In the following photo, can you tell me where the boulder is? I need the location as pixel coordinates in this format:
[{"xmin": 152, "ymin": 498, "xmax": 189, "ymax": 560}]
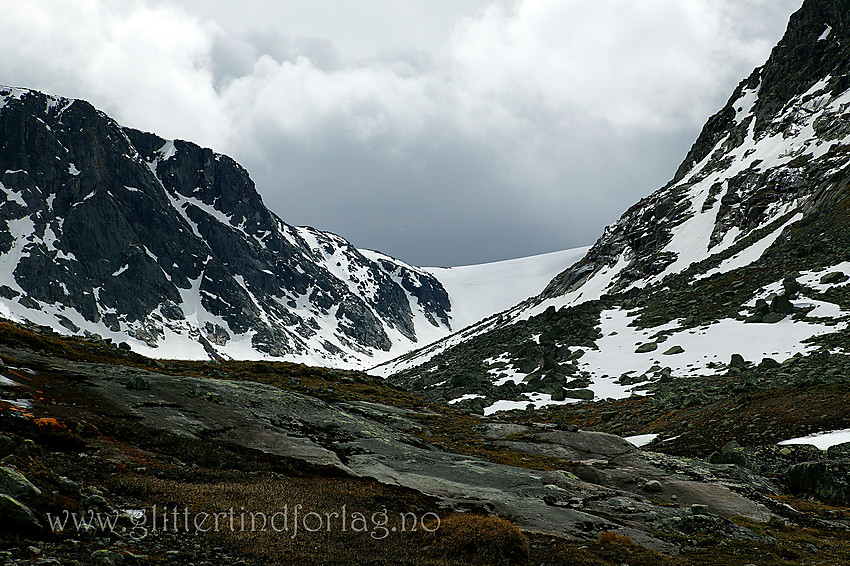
[
  {"xmin": 720, "ymin": 440, "xmax": 749, "ymax": 467},
  {"xmin": 784, "ymin": 460, "xmax": 850, "ymax": 505},
  {"xmin": 91, "ymin": 549, "xmax": 124, "ymax": 566},
  {"xmin": 820, "ymin": 271, "xmax": 848, "ymax": 285},
  {"xmin": 0, "ymin": 494, "xmax": 42, "ymax": 533},
  {"xmin": 769, "ymin": 295, "xmax": 794, "ymax": 315},
  {"xmin": 663, "ymin": 345, "xmax": 684, "ymax": 355},
  {"xmin": 0, "ymin": 466, "xmax": 41, "ymax": 498},
  {"xmin": 126, "ymin": 375, "xmax": 151, "ymax": 391},
  {"xmin": 762, "ymin": 312, "xmax": 786, "ymax": 324},
  {"xmin": 708, "ymin": 451, "xmax": 725, "ymax": 465},
  {"xmin": 782, "ymin": 276, "xmax": 800, "ymax": 298},
  {"xmin": 635, "ymin": 343, "xmax": 658, "ymax": 354},
  {"xmin": 56, "ymin": 476, "xmax": 81, "ymax": 497},
  {"xmin": 729, "ymin": 354, "xmax": 747, "ymax": 369},
  {"xmin": 690, "ymin": 504, "xmax": 710, "ymax": 516},
  {"xmin": 562, "ymin": 389, "xmax": 594, "ymax": 400}
]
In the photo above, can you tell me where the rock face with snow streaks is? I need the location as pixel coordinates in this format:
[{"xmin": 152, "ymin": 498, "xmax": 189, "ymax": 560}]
[
  {"xmin": 381, "ymin": 0, "xmax": 850, "ymax": 414},
  {"xmin": 0, "ymin": 87, "xmax": 451, "ymax": 367}
]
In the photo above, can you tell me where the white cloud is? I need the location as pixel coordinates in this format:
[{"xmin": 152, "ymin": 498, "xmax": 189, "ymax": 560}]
[
  {"xmin": 449, "ymin": 0, "xmax": 784, "ymax": 133},
  {"xmin": 0, "ymin": 0, "xmax": 803, "ymax": 265},
  {"xmin": 1, "ymin": 0, "xmax": 227, "ymax": 145}
]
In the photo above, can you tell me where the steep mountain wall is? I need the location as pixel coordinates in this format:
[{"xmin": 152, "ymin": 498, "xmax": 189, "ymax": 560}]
[{"xmin": 0, "ymin": 87, "xmax": 452, "ymax": 367}]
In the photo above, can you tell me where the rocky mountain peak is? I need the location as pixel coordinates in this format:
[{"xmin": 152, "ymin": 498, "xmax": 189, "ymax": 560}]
[
  {"xmin": 379, "ymin": 1, "xmax": 850, "ymax": 419},
  {"xmin": 537, "ymin": 0, "xmax": 850, "ymax": 302},
  {"xmin": 0, "ymin": 86, "xmax": 454, "ymax": 367},
  {"xmin": 675, "ymin": 0, "xmax": 850, "ymax": 185}
]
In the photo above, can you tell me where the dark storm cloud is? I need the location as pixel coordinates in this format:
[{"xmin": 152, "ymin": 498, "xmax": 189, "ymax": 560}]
[{"xmin": 0, "ymin": 0, "xmax": 805, "ymax": 266}]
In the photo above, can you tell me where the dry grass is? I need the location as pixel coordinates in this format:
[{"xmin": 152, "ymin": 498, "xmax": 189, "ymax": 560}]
[
  {"xmin": 598, "ymin": 530, "xmax": 632, "ymax": 545},
  {"xmin": 423, "ymin": 514, "xmax": 530, "ymax": 566},
  {"xmin": 109, "ymin": 475, "xmax": 533, "ymax": 565}
]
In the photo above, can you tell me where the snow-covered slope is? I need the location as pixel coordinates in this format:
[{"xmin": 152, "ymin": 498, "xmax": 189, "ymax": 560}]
[
  {"xmin": 423, "ymin": 248, "xmax": 590, "ymax": 331},
  {"xmin": 381, "ymin": 0, "xmax": 850, "ymax": 414}
]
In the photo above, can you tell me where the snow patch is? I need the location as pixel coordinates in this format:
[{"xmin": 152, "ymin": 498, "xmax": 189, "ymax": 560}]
[
  {"xmin": 448, "ymin": 394, "xmax": 484, "ymax": 405},
  {"xmin": 779, "ymin": 428, "xmax": 850, "ymax": 450},
  {"xmin": 699, "ymin": 213, "xmax": 803, "ymax": 279},
  {"xmin": 579, "ymin": 308, "xmax": 841, "ymax": 384},
  {"xmin": 157, "ymin": 140, "xmax": 177, "ymax": 161},
  {"xmin": 625, "ymin": 434, "xmax": 659, "ymax": 448},
  {"xmin": 425, "ymin": 247, "xmax": 589, "ymax": 331}
]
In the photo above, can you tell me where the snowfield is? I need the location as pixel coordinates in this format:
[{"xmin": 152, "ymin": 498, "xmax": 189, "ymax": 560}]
[{"xmin": 424, "ymin": 247, "xmax": 589, "ymax": 331}]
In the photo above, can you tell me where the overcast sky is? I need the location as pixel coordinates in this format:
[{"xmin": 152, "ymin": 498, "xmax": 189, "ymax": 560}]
[{"xmin": 0, "ymin": 0, "xmax": 804, "ymax": 266}]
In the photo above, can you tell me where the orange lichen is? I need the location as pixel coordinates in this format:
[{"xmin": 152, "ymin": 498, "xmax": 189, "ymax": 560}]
[{"xmin": 34, "ymin": 417, "xmax": 67, "ymax": 432}]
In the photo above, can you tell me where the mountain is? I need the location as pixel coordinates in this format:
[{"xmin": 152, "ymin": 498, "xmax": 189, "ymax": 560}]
[
  {"xmin": 0, "ymin": 86, "xmax": 451, "ymax": 367},
  {"xmin": 0, "ymin": 86, "xmax": 584, "ymax": 368},
  {"xmin": 380, "ymin": 0, "xmax": 850, "ymax": 416}
]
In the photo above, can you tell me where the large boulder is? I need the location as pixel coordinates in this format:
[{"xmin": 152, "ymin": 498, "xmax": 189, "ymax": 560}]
[
  {"xmin": 820, "ymin": 271, "xmax": 848, "ymax": 285},
  {"xmin": 769, "ymin": 295, "xmax": 794, "ymax": 315},
  {"xmin": 782, "ymin": 276, "xmax": 800, "ymax": 298},
  {"xmin": 0, "ymin": 466, "xmax": 41, "ymax": 498},
  {"xmin": 0, "ymin": 494, "xmax": 42, "ymax": 533},
  {"xmin": 827, "ymin": 442, "xmax": 850, "ymax": 460},
  {"xmin": 784, "ymin": 460, "xmax": 850, "ymax": 505}
]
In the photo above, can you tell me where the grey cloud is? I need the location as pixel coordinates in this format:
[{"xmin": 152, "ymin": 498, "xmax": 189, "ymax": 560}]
[
  {"xmin": 0, "ymin": 0, "xmax": 805, "ymax": 267},
  {"xmin": 209, "ymin": 28, "xmax": 343, "ymax": 89}
]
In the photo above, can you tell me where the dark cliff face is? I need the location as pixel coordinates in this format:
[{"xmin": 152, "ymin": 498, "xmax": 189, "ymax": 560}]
[
  {"xmin": 0, "ymin": 87, "xmax": 451, "ymax": 366},
  {"xmin": 675, "ymin": 0, "xmax": 850, "ymax": 185}
]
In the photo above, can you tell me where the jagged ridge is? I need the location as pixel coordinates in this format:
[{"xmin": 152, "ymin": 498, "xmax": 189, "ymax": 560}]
[{"xmin": 0, "ymin": 87, "xmax": 452, "ymax": 367}]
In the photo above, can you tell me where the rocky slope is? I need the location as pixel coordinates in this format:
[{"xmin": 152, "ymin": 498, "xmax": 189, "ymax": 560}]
[
  {"xmin": 0, "ymin": 86, "xmax": 463, "ymax": 368},
  {"xmin": 379, "ymin": 0, "xmax": 850, "ymax": 418},
  {"xmin": 1, "ymin": 321, "xmax": 849, "ymax": 565}
]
